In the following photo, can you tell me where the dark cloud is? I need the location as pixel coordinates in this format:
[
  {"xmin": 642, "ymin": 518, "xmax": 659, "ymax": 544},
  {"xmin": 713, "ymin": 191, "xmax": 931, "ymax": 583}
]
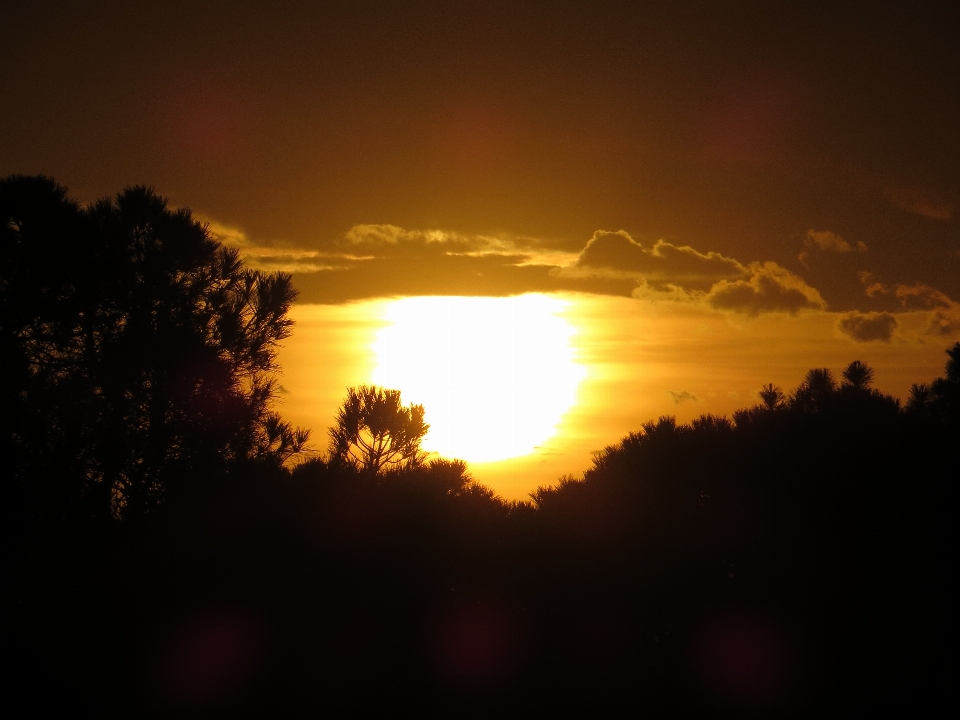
[
  {"xmin": 707, "ymin": 263, "xmax": 825, "ymax": 315},
  {"xmin": 667, "ymin": 389, "xmax": 699, "ymax": 405},
  {"xmin": 836, "ymin": 312, "xmax": 898, "ymax": 343},
  {"xmin": 574, "ymin": 231, "xmax": 744, "ymax": 289}
]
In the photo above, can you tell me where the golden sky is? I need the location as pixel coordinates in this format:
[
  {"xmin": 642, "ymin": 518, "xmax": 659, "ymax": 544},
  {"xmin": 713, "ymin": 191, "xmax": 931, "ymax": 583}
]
[
  {"xmin": 4, "ymin": 2, "xmax": 958, "ymax": 497},
  {"xmin": 277, "ymin": 295, "xmax": 952, "ymax": 498}
]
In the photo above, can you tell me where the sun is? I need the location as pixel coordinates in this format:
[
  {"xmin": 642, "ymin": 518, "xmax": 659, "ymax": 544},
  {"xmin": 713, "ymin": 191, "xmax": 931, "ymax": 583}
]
[{"xmin": 371, "ymin": 294, "xmax": 586, "ymax": 462}]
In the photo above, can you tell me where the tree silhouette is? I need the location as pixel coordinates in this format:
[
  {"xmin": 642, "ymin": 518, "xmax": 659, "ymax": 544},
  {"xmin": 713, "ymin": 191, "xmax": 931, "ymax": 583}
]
[
  {"xmin": 907, "ymin": 342, "xmax": 960, "ymax": 428},
  {"xmin": 1, "ymin": 175, "xmax": 308, "ymax": 520},
  {"xmin": 790, "ymin": 367, "xmax": 837, "ymax": 413},
  {"xmin": 328, "ymin": 385, "xmax": 429, "ymax": 474},
  {"xmin": 842, "ymin": 360, "xmax": 874, "ymax": 390},
  {"xmin": 758, "ymin": 382, "xmax": 785, "ymax": 410}
]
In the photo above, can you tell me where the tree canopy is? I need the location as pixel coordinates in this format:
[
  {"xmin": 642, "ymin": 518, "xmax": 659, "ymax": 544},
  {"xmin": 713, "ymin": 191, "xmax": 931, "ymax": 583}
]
[
  {"xmin": 328, "ymin": 385, "xmax": 429, "ymax": 474},
  {"xmin": 1, "ymin": 175, "xmax": 307, "ymax": 520}
]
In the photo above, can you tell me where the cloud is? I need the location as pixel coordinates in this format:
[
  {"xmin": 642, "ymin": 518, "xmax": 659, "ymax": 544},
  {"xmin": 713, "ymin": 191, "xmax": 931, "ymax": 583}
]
[
  {"xmin": 203, "ymin": 218, "xmax": 249, "ymax": 247},
  {"xmin": 339, "ymin": 224, "xmax": 580, "ymax": 264},
  {"xmin": 836, "ymin": 311, "xmax": 898, "ymax": 342},
  {"xmin": 343, "ymin": 223, "xmax": 409, "ymax": 245},
  {"xmin": 667, "ymin": 389, "xmax": 699, "ymax": 405},
  {"xmin": 804, "ymin": 229, "xmax": 866, "ymax": 254},
  {"xmin": 893, "ymin": 283, "xmax": 954, "ymax": 310},
  {"xmin": 293, "ymin": 252, "xmax": 636, "ymax": 304},
  {"xmin": 203, "ymin": 217, "xmax": 337, "ymax": 272},
  {"xmin": 925, "ymin": 308, "xmax": 960, "ymax": 336},
  {"xmin": 343, "ymin": 224, "xmax": 487, "ymax": 250},
  {"xmin": 707, "ymin": 262, "xmax": 825, "ymax": 315},
  {"xmin": 202, "ymin": 219, "xmax": 840, "ymax": 315},
  {"xmin": 630, "ymin": 279, "xmax": 700, "ymax": 304},
  {"xmin": 893, "ymin": 285, "xmax": 960, "ymax": 336},
  {"xmin": 858, "ymin": 271, "xmax": 889, "ymax": 298},
  {"xmin": 799, "ymin": 229, "xmax": 866, "ymax": 266},
  {"xmin": 340, "ymin": 224, "xmax": 480, "ymax": 256},
  {"xmin": 855, "ymin": 278, "xmax": 960, "ymax": 338},
  {"xmin": 883, "ymin": 185, "xmax": 955, "ymax": 220},
  {"xmin": 572, "ymin": 230, "xmax": 745, "ymax": 289},
  {"xmin": 241, "ymin": 254, "xmax": 348, "ymax": 273}
]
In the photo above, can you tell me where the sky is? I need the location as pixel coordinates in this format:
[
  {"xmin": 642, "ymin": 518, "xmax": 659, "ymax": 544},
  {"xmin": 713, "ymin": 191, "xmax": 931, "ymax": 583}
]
[{"xmin": 4, "ymin": 2, "xmax": 958, "ymax": 497}]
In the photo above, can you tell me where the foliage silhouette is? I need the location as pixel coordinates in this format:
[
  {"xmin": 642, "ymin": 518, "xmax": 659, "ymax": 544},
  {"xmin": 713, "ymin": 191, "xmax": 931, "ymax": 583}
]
[
  {"xmin": 907, "ymin": 342, "xmax": 960, "ymax": 428},
  {"xmin": 4, "ymin": 180, "xmax": 959, "ymax": 713},
  {"xmin": 1, "ymin": 175, "xmax": 308, "ymax": 520},
  {"xmin": 790, "ymin": 366, "xmax": 837, "ymax": 413},
  {"xmin": 329, "ymin": 384, "xmax": 429, "ymax": 474},
  {"xmin": 758, "ymin": 382, "xmax": 785, "ymax": 410},
  {"xmin": 841, "ymin": 359, "xmax": 874, "ymax": 389}
]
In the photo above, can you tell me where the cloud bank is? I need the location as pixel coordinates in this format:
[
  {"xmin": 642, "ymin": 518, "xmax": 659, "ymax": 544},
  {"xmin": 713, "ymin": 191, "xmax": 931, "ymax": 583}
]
[
  {"xmin": 208, "ymin": 219, "xmax": 960, "ymax": 342},
  {"xmin": 216, "ymin": 223, "xmax": 834, "ymax": 318}
]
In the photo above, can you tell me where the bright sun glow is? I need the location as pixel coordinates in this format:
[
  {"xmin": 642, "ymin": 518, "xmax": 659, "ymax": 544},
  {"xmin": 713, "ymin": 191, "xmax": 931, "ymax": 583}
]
[{"xmin": 371, "ymin": 294, "xmax": 586, "ymax": 462}]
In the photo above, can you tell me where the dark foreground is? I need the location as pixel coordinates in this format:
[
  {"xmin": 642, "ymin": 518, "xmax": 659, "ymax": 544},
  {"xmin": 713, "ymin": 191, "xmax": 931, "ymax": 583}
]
[{"xmin": 6, "ymin": 353, "xmax": 958, "ymax": 717}]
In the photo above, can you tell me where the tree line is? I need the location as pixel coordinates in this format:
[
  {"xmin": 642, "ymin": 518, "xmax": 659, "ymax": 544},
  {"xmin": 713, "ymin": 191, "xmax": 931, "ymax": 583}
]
[{"xmin": 3, "ymin": 176, "xmax": 957, "ymax": 715}]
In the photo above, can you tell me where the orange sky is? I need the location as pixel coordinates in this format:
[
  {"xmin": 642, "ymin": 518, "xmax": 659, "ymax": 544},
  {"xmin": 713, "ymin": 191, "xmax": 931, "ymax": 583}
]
[
  {"xmin": 4, "ymin": 2, "xmax": 958, "ymax": 496},
  {"xmin": 277, "ymin": 296, "xmax": 953, "ymax": 499}
]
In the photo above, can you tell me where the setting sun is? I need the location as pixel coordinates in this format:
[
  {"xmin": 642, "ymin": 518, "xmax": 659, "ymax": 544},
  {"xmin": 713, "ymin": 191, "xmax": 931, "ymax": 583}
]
[{"xmin": 371, "ymin": 294, "xmax": 586, "ymax": 462}]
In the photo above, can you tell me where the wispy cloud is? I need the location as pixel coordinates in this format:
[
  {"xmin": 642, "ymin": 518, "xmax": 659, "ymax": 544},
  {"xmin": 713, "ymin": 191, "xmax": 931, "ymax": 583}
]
[
  {"xmin": 883, "ymin": 185, "xmax": 955, "ymax": 220},
  {"xmin": 805, "ymin": 229, "xmax": 866, "ymax": 254},
  {"xmin": 203, "ymin": 217, "xmax": 339, "ymax": 273},
  {"xmin": 339, "ymin": 224, "xmax": 576, "ymax": 266}
]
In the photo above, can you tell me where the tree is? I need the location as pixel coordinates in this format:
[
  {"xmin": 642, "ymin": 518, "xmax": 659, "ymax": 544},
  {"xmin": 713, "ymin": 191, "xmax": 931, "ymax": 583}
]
[
  {"xmin": 842, "ymin": 360, "xmax": 874, "ymax": 390},
  {"xmin": 907, "ymin": 342, "xmax": 960, "ymax": 428},
  {"xmin": 328, "ymin": 385, "xmax": 429, "ymax": 474},
  {"xmin": 1, "ymin": 175, "xmax": 308, "ymax": 520},
  {"xmin": 758, "ymin": 383, "xmax": 785, "ymax": 410},
  {"xmin": 790, "ymin": 367, "xmax": 837, "ymax": 413}
]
